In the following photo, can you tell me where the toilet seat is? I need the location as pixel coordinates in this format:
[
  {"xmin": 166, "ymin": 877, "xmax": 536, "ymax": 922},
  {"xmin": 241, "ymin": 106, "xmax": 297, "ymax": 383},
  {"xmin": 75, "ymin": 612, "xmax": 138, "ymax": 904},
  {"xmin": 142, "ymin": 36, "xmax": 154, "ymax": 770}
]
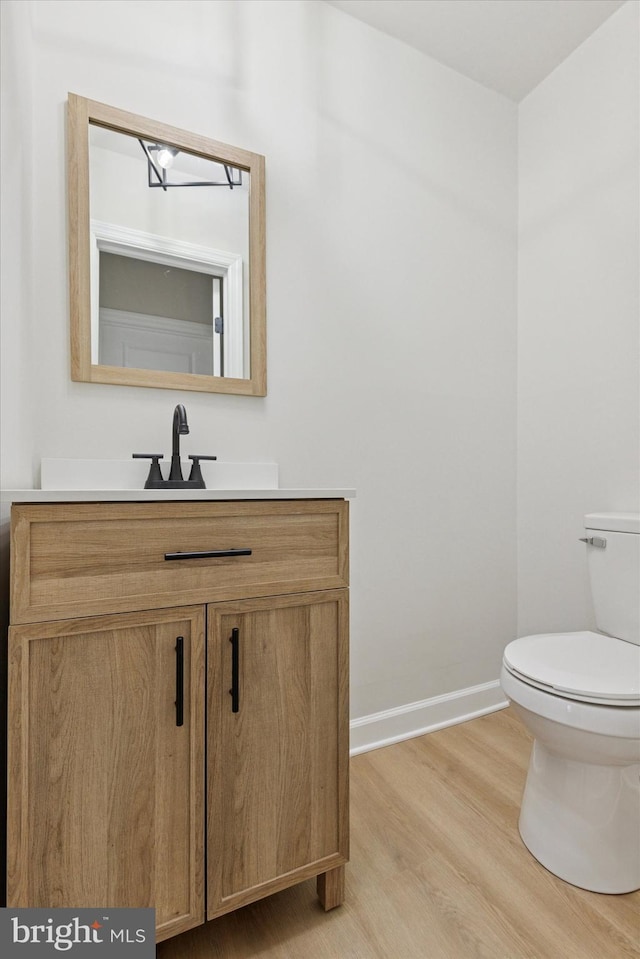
[{"xmin": 503, "ymin": 631, "xmax": 640, "ymax": 706}]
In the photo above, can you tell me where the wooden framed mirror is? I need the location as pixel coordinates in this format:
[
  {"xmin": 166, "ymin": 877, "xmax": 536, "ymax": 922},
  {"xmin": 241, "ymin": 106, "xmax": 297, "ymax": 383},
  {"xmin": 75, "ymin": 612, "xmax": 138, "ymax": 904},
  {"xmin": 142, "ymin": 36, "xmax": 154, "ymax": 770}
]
[{"xmin": 68, "ymin": 93, "xmax": 266, "ymax": 395}]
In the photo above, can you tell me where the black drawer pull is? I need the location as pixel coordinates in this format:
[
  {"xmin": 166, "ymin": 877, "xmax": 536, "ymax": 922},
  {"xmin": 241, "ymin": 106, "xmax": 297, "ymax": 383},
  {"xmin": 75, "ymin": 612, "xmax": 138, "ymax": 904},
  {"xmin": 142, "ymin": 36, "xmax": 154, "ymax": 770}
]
[
  {"xmin": 229, "ymin": 628, "xmax": 240, "ymax": 713},
  {"xmin": 175, "ymin": 636, "xmax": 184, "ymax": 727},
  {"xmin": 164, "ymin": 548, "xmax": 252, "ymax": 561}
]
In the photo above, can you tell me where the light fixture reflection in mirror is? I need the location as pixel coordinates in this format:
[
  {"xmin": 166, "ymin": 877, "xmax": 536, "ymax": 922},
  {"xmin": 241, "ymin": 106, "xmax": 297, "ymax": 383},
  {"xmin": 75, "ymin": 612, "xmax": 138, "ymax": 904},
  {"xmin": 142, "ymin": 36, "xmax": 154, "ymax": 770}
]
[
  {"xmin": 153, "ymin": 145, "xmax": 178, "ymax": 169},
  {"xmin": 68, "ymin": 93, "xmax": 266, "ymax": 395}
]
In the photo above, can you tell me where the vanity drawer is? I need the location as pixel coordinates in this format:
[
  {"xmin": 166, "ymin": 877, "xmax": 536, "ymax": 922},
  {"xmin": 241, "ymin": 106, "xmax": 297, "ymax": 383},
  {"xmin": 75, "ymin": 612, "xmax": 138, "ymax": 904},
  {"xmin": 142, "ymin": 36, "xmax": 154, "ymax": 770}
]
[{"xmin": 10, "ymin": 500, "xmax": 349, "ymax": 624}]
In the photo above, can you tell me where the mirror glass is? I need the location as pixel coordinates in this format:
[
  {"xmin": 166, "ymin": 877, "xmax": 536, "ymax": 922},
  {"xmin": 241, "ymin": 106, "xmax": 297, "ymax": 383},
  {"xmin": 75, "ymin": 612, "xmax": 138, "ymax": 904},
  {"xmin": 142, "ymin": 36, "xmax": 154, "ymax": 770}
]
[{"xmin": 68, "ymin": 94, "xmax": 266, "ymax": 395}]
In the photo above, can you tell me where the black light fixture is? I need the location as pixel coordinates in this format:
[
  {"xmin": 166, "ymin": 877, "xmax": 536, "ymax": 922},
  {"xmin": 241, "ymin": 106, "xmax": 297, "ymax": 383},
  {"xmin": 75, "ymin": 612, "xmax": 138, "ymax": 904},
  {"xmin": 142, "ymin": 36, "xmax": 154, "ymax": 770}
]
[{"xmin": 138, "ymin": 139, "xmax": 243, "ymax": 191}]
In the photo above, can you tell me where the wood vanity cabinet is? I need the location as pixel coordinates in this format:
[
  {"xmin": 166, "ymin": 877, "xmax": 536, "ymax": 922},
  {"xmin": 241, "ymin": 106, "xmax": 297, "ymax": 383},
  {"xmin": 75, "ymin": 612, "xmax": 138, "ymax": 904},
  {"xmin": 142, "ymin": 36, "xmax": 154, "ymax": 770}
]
[
  {"xmin": 7, "ymin": 499, "xmax": 349, "ymax": 942},
  {"xmin": 7, "ymin": 606, "xmax": 205, "ymax": 940}
]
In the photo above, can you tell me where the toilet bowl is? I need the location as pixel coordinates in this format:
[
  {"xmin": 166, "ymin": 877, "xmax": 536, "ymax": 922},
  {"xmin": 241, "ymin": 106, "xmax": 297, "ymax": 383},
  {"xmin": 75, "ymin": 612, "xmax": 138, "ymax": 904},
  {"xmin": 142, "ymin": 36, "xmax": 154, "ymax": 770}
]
[{"xmin": 501, "ymin": 513, "xmax": 640, "ymax": 894}]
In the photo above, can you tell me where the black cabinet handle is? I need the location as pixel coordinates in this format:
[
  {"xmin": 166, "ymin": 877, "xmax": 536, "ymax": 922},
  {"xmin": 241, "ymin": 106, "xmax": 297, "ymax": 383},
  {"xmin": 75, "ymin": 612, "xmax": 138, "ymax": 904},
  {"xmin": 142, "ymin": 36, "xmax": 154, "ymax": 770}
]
[
  {"xmin": 229, "ymin": 627, "xmax": 240, "ymax": 713},
  {"xmin": 164, "ymin": 549, "xmax": 252, "ymax": 561},
  {"xmin": 175, "ymin": 636, "xmax": 184, "ymax": 727}
]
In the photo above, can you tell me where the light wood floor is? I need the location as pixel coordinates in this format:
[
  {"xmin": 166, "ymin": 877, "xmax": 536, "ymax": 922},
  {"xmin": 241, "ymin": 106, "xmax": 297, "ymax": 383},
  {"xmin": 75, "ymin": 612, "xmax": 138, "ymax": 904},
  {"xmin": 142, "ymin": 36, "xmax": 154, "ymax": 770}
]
[{"xmin": 158, "ymin": 708, "xmax": 639, "ymax": 959}]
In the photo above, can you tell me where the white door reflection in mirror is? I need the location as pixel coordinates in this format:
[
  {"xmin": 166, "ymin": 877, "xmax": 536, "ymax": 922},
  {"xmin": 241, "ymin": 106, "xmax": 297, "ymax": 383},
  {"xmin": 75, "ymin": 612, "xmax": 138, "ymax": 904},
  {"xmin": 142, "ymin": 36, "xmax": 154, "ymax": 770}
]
[
  {"xmin": 90, "ymin": 220, "xmax": 244, "ymax": 377},
  {"xmin": 98, "ymin": 257, "xmax": 220, "ymax": 376}
]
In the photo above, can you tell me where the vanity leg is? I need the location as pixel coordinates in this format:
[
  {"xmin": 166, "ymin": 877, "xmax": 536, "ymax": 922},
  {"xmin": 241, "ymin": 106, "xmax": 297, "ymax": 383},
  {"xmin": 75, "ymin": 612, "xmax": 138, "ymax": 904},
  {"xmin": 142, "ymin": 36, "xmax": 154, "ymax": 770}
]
[{"xmin": 316, "ymin": 865, "xmax": 345, "ymax": 911}]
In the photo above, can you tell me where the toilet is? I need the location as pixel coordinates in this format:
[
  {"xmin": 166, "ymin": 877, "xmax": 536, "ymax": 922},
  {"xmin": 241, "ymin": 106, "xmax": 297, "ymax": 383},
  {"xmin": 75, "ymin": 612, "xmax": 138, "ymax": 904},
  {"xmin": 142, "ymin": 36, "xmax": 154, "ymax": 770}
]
[{"xmin": 501, "ymin": 512, "xmax": 640, "ymax": 894}]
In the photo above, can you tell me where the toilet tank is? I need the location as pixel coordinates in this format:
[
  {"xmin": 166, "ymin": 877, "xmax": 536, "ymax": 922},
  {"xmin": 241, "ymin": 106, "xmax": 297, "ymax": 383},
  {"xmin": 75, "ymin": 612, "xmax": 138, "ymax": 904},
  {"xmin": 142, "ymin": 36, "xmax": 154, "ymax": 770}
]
[{"xmin": 584, "ymin": 512, "xmax": 640, "ymax": 646}]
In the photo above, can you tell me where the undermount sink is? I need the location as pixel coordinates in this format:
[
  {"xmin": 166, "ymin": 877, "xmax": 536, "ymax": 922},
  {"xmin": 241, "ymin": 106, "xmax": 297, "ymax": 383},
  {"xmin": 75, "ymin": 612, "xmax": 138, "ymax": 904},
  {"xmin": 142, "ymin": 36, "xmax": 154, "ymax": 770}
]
[{"xmin": 40, "ymin": 458, "xmax": 279, "ymax": 491}]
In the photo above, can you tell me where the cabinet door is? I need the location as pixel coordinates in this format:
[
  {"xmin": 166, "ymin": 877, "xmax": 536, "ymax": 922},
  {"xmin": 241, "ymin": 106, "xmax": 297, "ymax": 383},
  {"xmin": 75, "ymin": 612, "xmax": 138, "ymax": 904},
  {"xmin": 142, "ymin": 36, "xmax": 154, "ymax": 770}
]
[
  {"xmin": 207, "ymin": 589, "xmax": 349, "ymax": 919},
  {"xmin": 7, "ymin": 606, "xmax": 205, "ymax": 942}
]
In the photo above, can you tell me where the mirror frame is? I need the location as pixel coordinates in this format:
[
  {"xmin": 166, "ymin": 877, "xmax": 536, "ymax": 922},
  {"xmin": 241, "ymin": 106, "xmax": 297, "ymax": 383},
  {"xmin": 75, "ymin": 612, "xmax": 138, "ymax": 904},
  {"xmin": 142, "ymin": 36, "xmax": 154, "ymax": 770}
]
[{"xmin": 68, "ymin": 93, "xmax": 266, "ymax": 395}]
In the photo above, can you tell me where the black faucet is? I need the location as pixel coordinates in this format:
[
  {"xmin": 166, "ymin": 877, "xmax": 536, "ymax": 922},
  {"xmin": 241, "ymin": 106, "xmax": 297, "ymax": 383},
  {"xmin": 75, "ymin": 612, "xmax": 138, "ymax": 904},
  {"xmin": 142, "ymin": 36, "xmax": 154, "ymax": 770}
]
[
  {"xmin": 169, "ymin": 404, "xmax": 189, "ymax": 481},
  {"xmin": 132, "ymin": 404, "xmax": 217, "ymax": 489}
]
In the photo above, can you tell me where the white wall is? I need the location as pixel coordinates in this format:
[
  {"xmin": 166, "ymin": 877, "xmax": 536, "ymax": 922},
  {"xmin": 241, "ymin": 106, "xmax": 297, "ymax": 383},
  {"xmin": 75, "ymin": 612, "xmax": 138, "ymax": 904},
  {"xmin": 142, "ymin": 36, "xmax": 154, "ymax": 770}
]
[
  {"xmin": 0, "ymin": 0, "xmax": 518, "ymax": 730},
  {"xmin": 0, "ymin": 0, "xmax": 38, "ymax": 484},
  {"xmin": 517, "ymin": 1, "xmax": 640, "ymax": 638}
]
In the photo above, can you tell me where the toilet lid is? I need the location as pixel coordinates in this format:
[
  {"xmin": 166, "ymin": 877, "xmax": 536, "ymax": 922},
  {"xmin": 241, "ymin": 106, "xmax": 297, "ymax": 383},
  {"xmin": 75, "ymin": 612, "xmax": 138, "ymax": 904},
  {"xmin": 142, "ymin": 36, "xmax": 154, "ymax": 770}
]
[{"xmin": 503, "ymin": 631, "xmax": 640, "ymax": 705}]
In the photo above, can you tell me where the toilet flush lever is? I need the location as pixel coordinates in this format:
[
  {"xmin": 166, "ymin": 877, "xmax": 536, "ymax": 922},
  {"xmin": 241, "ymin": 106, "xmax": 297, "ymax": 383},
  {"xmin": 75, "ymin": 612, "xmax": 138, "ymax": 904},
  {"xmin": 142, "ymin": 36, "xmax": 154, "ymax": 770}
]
[{"xmin": 579, "ymin": 536, "xmax": 607, "ymax": 548}]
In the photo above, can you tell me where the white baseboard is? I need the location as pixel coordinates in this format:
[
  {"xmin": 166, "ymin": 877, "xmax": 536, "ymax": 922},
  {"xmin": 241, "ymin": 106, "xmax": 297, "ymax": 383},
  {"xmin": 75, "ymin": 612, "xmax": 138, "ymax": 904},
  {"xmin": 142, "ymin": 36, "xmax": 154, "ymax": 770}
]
[{"xmin": 349, "ymin": 680, "xmax": 508, "ymax": 756}]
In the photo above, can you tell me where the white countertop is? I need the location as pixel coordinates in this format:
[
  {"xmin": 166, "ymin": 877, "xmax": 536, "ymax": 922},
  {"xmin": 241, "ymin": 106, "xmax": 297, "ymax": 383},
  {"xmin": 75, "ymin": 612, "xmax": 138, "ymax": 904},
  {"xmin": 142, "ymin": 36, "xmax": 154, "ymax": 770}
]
[{"xmin": 1, "ymin": 488, "xmax": 356, "ymax": 504}]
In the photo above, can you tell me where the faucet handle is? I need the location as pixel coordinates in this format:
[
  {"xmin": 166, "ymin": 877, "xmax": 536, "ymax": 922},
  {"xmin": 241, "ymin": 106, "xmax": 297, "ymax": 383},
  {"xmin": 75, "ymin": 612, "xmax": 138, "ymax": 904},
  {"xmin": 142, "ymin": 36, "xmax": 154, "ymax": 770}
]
[
  {"xmin": 132, "ymin": 453, "xmax": 165, "ymax": 488},
  {"xmin": 188, "ymin": 454, "xmax": 217, "ymax": 489}
]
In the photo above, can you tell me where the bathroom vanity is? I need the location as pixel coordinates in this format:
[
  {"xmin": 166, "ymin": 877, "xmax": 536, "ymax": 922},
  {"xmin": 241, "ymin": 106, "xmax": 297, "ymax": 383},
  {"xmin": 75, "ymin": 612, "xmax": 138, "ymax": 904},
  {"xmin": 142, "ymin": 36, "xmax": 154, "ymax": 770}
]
[{"xmin": 4, "ymin": 492, "xmax": 350, "ymax": 942}]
